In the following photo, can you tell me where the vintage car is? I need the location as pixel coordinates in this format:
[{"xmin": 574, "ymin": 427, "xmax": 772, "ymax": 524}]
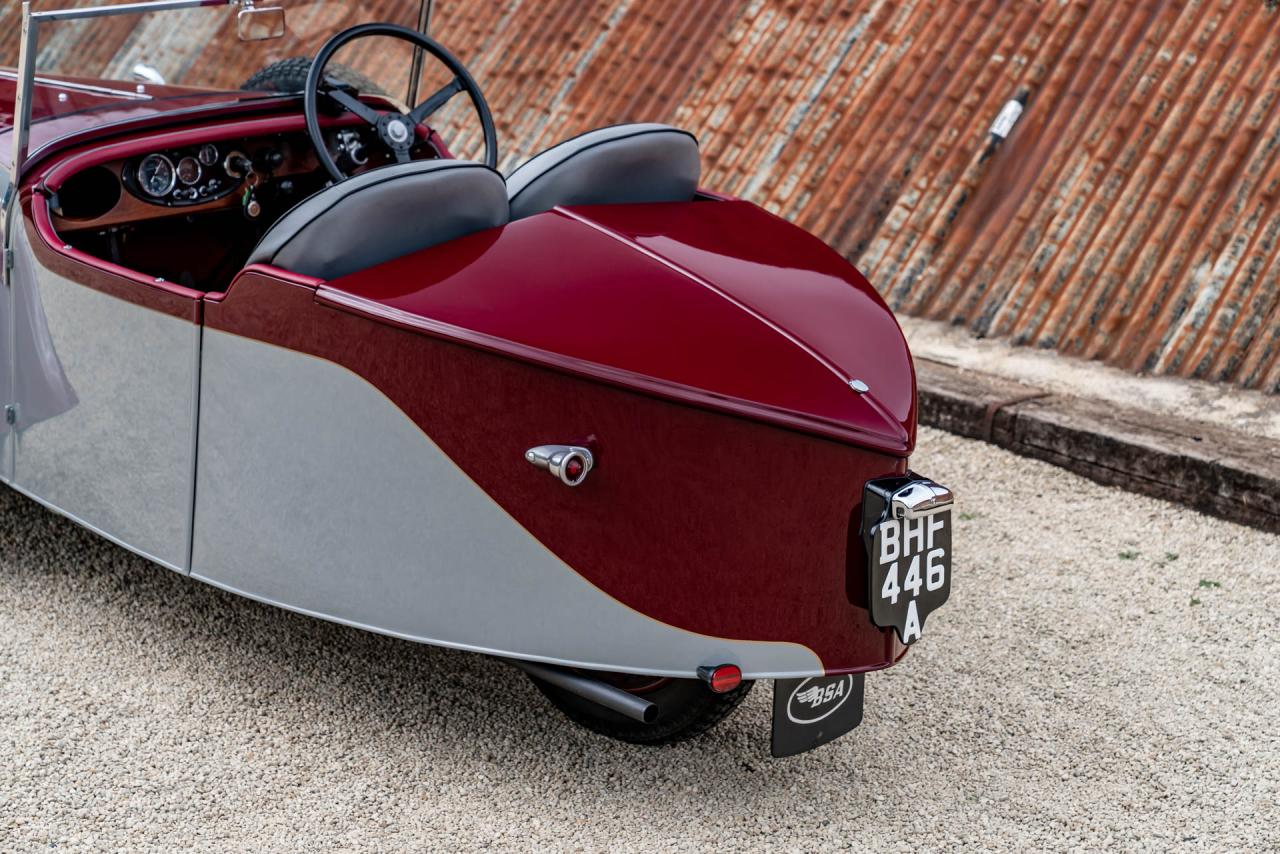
[{"xmin": 0, "ymin": 0, "xmax": 953, "ymax": 758}]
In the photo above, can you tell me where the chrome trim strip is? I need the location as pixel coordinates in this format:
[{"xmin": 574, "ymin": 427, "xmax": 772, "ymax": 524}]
[
  {"xmin": 1, "ymin": 171, "xmax": 13, "ymax": 484},
  {"xmin": 183, "ymin": 324, "xmax": 203, "ymax": 574},
  {"xmin": 0, "ymin": 71, "xmax": 153, "ymax": 101}
]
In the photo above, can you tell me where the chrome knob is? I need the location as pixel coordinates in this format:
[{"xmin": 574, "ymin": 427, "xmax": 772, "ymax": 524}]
[{"xmin": 525, "ymin": 445, "xmax": 594, "ymax": 487}]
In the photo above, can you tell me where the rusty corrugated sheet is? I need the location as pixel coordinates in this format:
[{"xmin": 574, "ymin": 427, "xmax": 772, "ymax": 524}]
[{"xmin": 4, "ymin": 0, "xmax": 1279, "ymax": 391}]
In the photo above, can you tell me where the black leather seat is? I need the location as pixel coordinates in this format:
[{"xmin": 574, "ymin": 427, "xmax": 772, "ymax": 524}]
[
  {"xmin": 247, "ymin": 159, "xmax": 508, "ymax": 280},
  {"xmin": 505, "ymin": 123, "xmax": 701, "ymax": 220}
]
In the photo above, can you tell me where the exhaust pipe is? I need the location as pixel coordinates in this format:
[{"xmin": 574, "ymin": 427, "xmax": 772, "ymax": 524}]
[{"xmin": 511, "ymin": 660, "xmax": 658, "ymax": 723}]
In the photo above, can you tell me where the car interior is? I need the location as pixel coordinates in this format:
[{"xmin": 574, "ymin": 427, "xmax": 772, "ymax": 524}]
[
  {"xmin": 47, "ymin": 119, "xmax": 702, "ymax": 290},
  {"xmin": 37, "ymin": 22, "xmax": 709, "ymax": 293}
]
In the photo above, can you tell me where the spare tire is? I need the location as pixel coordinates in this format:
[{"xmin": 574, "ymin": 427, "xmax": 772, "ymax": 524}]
[{"xmin": 240, "ymin": 56, "xmax": 386, "ymax": 94}]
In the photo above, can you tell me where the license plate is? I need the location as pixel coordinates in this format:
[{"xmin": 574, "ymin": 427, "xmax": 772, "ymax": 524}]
[{"xmin": 861, "ymin": 475, "xmax": 953, "ymax": 645}]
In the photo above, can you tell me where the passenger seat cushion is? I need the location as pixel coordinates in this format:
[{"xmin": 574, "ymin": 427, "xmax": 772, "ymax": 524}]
[
  {"xmin": 248, "ymin": 159, "xmax": 509, "ymax": 281},
  {"xmin": 506, "ymin": 123, "xmax": 700, "ymax": 220}
]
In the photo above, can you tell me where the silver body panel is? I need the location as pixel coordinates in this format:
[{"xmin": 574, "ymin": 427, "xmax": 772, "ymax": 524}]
[
  {"xmin": 190, "ymin": 330, "xmax": 823, "ymax": 679},
  {"xmin": 8, "ymin": 224, "xmax": 198, "ymax": 572}
]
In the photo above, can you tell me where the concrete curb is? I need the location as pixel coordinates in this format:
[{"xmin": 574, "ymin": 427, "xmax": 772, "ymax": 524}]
[{"xmin": 915, "ymin": 358, "xmax": 1280, "ymax": 533}]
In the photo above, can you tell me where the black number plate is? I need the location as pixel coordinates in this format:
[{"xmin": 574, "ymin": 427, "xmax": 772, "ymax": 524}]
[{"xmin": 862, "ymin": 475, "xmax": 953, "ymax": 644}]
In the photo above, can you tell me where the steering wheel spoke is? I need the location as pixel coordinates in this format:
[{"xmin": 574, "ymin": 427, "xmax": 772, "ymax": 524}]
[
  {"xmin": 304, "ymin": 23, "xmax": 498, "ymax": 182},
  {"xmin": 409, "ymin": 77, "xmax": 465, "ymax": 126},
  {"xmin": 321, "ymin": 79, "xmax": 383, "ymax": 126}
]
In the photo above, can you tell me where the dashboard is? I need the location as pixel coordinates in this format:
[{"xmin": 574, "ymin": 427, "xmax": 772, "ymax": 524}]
[
  {"xmin": 50, "ymin": 124, "xmax": 421, "ymax": 232},
  {"xmin": 45, "ymin": 114, "xmax": 443, "ymax": 292},
  {"xmin": 122, "ymin": 143, "xmax": 242, "ymax": 207}
]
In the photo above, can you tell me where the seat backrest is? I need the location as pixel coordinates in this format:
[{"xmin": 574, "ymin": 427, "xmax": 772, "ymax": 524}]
[
  {"xmin": 248, "ymin": 159, "xmax": 508, "ymax": 280},
  {"xmin": 505, "ymin": 123, "xmax": 700, "ymax": 221}
]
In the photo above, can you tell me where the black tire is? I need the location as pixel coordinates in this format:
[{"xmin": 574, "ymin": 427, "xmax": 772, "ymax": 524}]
[
  {"xmin": 241, "ymin": 56, "xmax": 386, "ymax": 94},
  {"xmin": 530, "ymin": 673, "xmax": 754, "ymax": 746}
]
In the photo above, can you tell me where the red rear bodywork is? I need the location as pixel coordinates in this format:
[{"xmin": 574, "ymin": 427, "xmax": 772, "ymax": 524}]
[{"xmin": 206, "ymin": 199, "xmax": 918, "ymax": 674}]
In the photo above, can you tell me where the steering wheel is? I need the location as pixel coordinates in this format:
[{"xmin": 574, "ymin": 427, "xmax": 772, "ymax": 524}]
[{"xmin": 304, "ymin": 22, "xmax": 498, "ymax": 181}]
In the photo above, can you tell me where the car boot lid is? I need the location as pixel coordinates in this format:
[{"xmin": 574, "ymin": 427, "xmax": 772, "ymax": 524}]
[{"xmin": 318, "ymin": 199, "xmax": 916, "ymax": 456}]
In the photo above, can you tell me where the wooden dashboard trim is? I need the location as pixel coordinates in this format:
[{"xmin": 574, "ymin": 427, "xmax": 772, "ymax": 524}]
[
  {"xmin": 51, "ymin": 137, "xmax": 322, "ymax": 232},
  {"xmin": 41, "ymin": 113, "xmax": 365, "ymax": 233},
  {"xmin": 38, "ymin": 112, "xmax": 364, "ymax": 192},
  {"xmin": 53, "ymin": 181, "xmax": 241, "ymax": 231}
]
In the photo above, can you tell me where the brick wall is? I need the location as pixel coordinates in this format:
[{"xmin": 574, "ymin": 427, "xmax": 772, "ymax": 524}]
[{"xmin": 4, "ymin": 1, "xmax": 1278, "ymax": 391}]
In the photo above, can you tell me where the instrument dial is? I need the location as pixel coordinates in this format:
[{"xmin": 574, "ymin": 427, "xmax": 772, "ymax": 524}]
[
  {"xmin": 197, "ymin": 143, "xmax": 219, "ymax": 166},
  {"xmin": 176, "ymin": 156, "xmax": 202, "ymax": 186},
  {"xmin": 137, "ymin": 153, "xmax": 176, "ymax": 198}
]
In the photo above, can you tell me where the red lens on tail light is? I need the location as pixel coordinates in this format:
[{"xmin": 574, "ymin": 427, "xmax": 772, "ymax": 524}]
[
  {"xmin": 565, "ymin": 457, "xmax": 585, "ymax": 482},
  {"xmin": 697, "ymin": 663, "xmax": 742, "ymax": 693}
]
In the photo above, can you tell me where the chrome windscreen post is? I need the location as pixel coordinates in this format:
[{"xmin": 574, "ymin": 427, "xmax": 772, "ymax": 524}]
[{"xmin": 9, "ymin": 2, "xmax": 38, "ymax": 195}]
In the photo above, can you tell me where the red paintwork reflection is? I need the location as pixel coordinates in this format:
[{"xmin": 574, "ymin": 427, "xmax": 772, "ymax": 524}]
[
  {"xmin": 324, "ymin": 201, "xmax": 915, "ymax": 456},
  {"xmin": 575, "ymin": 202, "xmax": 917, "ymax": 434},
  {"xmin": 208, "ymin": 271, "xmax": 909, "ymax": 673}
]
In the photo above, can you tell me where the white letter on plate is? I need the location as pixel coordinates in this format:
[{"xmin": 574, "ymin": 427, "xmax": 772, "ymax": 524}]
[
  {"xmin": 879, "ymin": 519, "xmax": 900, "ymax": 563},
  {"xmin": 927, "ymin": 512, "xmax": 946, "ymax": 548},
  {"xmin": 903, "ymin": 517, "xmax": 925, "ymax": 554},
  {"xmin": 902, "ymin": 600, "xmax": 922, "ymax": 643}
]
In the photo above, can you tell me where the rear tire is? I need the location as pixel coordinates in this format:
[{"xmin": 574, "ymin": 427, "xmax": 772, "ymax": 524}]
[
  {"xmin": 240, "ymin": 57, "xmax": 386, "ymax": 94},
  {"xmin": 529, "ymin": 672, "xmax": 753, "ymax": 746}
]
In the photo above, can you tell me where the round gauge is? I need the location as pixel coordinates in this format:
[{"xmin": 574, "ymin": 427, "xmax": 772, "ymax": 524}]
[
  {"xmin": 176, "ymin": 156, "xmax": 202, "ymax": 186},
  {"xmin": 197, "ymin": 143, "xmax": 219, "ymax": 167},
  {"xmin": 136, "ymin": 153, "xmax": 176, "ymax": 198}
]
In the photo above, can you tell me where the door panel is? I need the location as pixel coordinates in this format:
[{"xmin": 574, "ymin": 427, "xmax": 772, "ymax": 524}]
[{"xmin": 9, "ymin": 218, "xmax": 200, "ymax": 571}]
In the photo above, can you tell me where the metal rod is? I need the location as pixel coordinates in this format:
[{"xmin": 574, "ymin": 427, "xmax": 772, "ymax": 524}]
[
  {"xmin": 510, "ymin": 660, "xmax": 658, "ymax": 723},
  {"xmin": 406, "ymin": 0, "xmax": 434, "ymax": 106},
  {"xmin": 0, "ymin": 70, "xmax": 150, "ymax": 101},
  {"xmin": 30, "ymin": 0, "xmax": 234, "ymax": 23},
  {"xmin": 9, "ymin": 4, "xmax": 37, "ymax": 198}
]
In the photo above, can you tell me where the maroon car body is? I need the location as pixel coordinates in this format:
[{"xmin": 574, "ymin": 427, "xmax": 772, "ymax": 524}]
[{"xmin": 0, "ymin": 3, "xmax": 952, "ymax": 756}]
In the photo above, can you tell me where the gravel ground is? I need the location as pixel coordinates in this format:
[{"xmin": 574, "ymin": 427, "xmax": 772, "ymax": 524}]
[{"xmin": 1, "ymin": 426, "xmax": 1277, "ymax": 852}]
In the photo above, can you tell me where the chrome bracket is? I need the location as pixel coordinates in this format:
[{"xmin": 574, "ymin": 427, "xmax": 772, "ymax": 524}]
[{"xmin": 889, "ymin": 478, "xmax": 954, "ymax": 520}]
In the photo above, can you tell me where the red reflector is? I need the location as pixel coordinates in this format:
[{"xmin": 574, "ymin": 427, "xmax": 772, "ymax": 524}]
[
  {"xmin": 698, "ymin": 663, "xmax": 742, "ymax": 693},
  {"xmin": 565, "ymin": 457, "xmax": 585, "ymax": 481}
]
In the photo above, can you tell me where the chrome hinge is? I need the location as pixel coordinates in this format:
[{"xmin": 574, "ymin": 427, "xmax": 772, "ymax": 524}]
[
  {"xmin": 4, "ymin": 404, "xmax": 17, "ymax": 426},
  {"xmin": 3, "ymin": 247, "xmax": 13, "ymax": 275}
]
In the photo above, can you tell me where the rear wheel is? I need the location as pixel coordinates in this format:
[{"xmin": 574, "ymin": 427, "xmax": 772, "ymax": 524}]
[{"xmin": 529, "ymin": 671, "xmax": 753, "ymax": 745}]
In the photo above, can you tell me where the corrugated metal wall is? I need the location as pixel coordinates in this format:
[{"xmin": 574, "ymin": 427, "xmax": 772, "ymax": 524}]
[{"xmin": 7, "ymin": 1, "xmax": 1280, "ymax": 391}]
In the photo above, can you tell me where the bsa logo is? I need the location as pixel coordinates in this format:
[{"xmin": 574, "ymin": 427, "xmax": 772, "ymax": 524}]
[{"xmin": 786, "ymin": 675, "xmax": 856, "ymax": 725}]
